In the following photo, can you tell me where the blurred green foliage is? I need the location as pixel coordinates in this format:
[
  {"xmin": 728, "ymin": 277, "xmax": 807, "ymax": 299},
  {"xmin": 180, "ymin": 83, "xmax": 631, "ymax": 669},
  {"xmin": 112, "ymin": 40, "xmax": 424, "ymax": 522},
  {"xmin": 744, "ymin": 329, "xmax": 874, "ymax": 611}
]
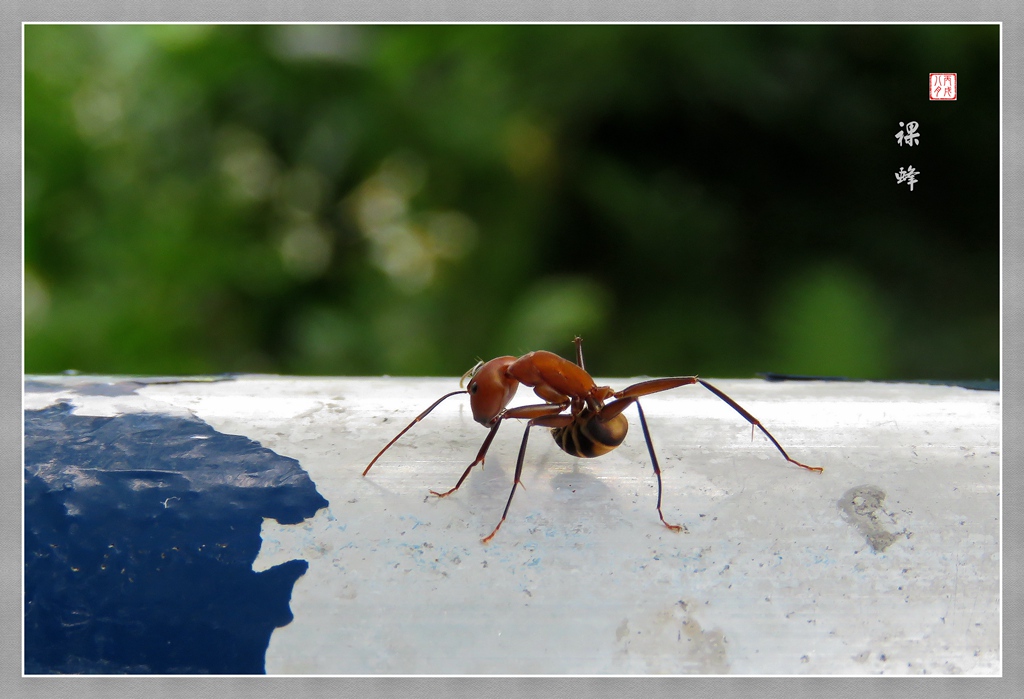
[{"xmin": 24, "ymin": 24, "xmax": 999, "ymax": 380}]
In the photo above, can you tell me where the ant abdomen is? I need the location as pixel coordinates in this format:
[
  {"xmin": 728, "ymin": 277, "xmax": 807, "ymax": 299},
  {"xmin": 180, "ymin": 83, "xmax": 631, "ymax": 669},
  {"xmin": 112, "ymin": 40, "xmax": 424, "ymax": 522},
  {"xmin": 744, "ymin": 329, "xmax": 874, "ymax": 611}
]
[{"xmin": 551, "ymin": 409, "xmax": 628, "ymax": 458}]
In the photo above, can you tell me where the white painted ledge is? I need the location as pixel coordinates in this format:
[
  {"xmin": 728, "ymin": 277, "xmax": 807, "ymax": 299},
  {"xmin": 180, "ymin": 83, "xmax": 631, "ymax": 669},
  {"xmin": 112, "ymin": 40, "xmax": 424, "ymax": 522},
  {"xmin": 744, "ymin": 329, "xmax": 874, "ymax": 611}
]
[{"xmin": 25, "ymin": 375, "xmax": 1001, "ymax": 675}]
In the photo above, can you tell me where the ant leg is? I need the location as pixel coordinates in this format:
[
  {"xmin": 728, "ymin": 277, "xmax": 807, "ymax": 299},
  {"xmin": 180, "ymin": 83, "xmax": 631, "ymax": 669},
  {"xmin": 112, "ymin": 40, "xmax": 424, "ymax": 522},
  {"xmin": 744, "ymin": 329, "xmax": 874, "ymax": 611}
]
[
  {"xmin": 429, "ymin": 420, "xmax": 501, "ymax": 498},
  {"xmin": 432, "ymin": 402, "xmax": 568, "ymax": 499},
  {"xmin": 612, "ymin": 377, "xmax": 821, "ymax": 473},
  {"xmin": 363, "ymin": 390, "xmax": 467, "ymax": 476},
  {"xmin": 634, "ymin": 399, "xmax": 685, "ymax": 533},
  {"xmin": 597, "ymin": 378, "xmax": 698, "ymax": 422},
  {"xmin": 613, "ymin": 376, "xmax": 699, "ymax": 402},
  {"xmin": 696, "ymin": 379, "xmax": 822, "ymax": 473},
  {"xmin": 482, "ymin": 413, "xmax": 574, "ymax": 544},
  {"xmin": 573, "ymin": 336, "xmax": 586, "ymax": 369}
]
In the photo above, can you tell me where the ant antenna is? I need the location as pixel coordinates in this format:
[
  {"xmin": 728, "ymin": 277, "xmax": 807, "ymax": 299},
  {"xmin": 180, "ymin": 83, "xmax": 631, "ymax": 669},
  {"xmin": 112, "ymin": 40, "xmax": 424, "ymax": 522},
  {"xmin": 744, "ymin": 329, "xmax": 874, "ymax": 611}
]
[{"xmin": 460, "ymin": 360, "xmax": 485, "ymax": 388}]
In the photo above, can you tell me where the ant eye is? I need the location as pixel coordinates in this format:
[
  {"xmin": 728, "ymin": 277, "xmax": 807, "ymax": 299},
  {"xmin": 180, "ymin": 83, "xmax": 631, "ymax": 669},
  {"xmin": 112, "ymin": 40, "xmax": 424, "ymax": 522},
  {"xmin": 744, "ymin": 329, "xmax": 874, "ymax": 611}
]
[{"xmin": 469, "ymin": 382, "xmax": 478, "ymax": 394}]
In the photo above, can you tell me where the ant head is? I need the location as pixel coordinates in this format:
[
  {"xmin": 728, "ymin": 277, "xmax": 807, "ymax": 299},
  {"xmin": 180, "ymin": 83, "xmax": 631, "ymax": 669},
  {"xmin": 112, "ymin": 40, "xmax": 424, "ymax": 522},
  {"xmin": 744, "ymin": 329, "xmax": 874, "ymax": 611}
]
[{"xmin": 463, "ymin": 356, "xmax": 518, "ymax": 426}]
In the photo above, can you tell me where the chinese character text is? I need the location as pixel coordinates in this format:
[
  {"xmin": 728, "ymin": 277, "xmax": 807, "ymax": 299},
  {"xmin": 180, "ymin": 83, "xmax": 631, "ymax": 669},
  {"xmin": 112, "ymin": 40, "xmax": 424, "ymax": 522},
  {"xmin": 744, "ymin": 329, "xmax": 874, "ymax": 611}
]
[
  {"xmin": 895, "ymin": 166, "xmax": 919, "ymax": 191},
  {"xmin": 895, "ymin": 121, "xmax": 920, "ymax": 147}
]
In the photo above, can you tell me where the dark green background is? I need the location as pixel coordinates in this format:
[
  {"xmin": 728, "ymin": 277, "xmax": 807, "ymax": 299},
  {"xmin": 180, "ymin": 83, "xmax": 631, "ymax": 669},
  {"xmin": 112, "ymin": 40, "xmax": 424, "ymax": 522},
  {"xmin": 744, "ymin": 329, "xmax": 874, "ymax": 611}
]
[{"xmin": 24, "ymin": 24, "xmax": 999, "ymax": 380}]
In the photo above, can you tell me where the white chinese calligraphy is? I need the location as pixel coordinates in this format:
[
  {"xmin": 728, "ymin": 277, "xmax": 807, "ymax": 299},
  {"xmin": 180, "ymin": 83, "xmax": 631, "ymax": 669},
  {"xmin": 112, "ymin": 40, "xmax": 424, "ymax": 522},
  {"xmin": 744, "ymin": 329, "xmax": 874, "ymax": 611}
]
[
  {"xmin": 895, "ymin": 166, "xmax": 919, "ymax": 191},
  {"xmin": 895, "ymin": 121, "xmax": 920, "ymax": 147}
]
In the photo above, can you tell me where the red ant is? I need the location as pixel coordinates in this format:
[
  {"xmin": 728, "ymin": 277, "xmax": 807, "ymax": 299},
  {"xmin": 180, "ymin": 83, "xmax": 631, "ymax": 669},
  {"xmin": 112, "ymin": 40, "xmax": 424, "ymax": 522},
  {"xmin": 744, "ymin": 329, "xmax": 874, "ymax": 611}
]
[{"xmin": 362, "ymin": 337, "xmax": 821, "ymax": 543}]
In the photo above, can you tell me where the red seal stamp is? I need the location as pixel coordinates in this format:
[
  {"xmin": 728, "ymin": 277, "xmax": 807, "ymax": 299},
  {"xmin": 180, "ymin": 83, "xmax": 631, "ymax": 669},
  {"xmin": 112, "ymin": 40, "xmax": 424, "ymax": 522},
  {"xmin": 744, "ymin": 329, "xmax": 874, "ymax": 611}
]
[{"xmin": 929, "ymin": 73, "xmax": 957, "ymax": 101}]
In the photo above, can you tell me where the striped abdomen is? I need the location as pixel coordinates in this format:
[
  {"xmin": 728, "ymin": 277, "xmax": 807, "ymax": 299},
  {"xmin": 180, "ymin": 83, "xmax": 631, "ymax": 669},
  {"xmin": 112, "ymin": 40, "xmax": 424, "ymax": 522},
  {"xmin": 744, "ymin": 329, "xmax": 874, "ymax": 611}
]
[{"xmin": 551, "ymin": 410, "xmax": 629, "ymax": 458}]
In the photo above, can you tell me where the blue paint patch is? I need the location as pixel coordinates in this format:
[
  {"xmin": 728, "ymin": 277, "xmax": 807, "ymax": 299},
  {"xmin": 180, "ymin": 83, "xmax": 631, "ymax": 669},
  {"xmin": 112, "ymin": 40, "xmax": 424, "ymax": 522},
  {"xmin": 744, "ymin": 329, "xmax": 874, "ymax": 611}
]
[
  {"xmin": 758, "ymin": 372, "xmax": 999, "ymax": 392},
  {"xmin": 24, "ymin": 402, "xmax": 329, "ymax": 675},
  {"xmin": 25, "ymin": 375, "xmax": 238, "ymax": 397},
  {"xmin": 398, "ymin": 514, "xmax": 425, "ymax": 530},
  {"xmin": 25, "ymin": 380, "xmax": 65, "ymax": 393}
]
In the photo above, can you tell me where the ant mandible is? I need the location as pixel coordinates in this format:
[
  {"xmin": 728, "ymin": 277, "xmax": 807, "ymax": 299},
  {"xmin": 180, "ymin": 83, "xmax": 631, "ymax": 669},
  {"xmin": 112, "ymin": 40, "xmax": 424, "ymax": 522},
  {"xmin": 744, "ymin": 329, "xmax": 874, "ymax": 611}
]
[{"xmin": 362, "ymin": 337, "xmax": 822, "ymax": 543}]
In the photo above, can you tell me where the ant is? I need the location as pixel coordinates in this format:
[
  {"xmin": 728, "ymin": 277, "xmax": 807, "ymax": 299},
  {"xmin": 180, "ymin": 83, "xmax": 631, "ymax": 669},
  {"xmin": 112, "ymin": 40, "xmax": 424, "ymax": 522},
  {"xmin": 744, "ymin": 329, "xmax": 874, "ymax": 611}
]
[{"xmin": 362, "ymin": 337, "xmax": 821, "ymax": 543}]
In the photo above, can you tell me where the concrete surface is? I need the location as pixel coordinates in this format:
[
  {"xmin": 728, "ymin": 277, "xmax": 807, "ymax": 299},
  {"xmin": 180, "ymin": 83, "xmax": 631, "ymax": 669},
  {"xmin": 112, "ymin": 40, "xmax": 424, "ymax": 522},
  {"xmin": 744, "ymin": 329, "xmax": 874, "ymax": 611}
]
[{"xmin": 24, "ymin": 375, "xmax": 1001, "ymax": 675}]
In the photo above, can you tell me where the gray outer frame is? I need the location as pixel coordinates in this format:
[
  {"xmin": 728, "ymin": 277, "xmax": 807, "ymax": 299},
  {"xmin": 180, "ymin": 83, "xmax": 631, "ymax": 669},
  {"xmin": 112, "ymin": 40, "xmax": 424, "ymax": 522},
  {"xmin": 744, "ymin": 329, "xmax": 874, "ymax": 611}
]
[{"xmin": 7, "ymin": 2, "xmax": 1019, "ymax": 697}]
